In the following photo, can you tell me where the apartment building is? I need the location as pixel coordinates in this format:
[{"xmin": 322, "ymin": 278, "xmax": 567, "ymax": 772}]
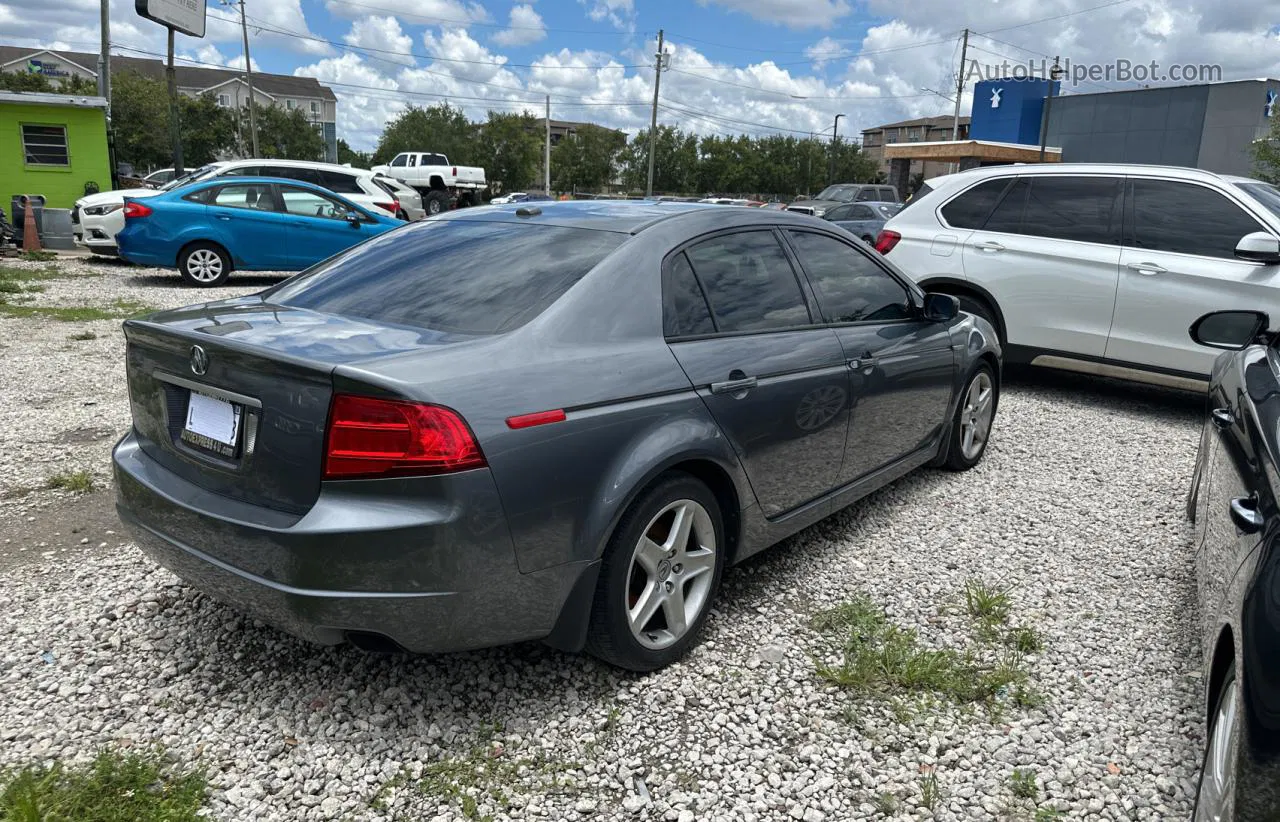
[{"xmin": 861, "ymin": 115, "xmax": 970, "ymax": 180}]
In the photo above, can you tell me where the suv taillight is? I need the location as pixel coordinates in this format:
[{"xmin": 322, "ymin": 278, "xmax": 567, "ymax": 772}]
[
  {"xmin": 874, "ymin": 229, "xmax": 901, "ymax": 255},
  {"xmin": 323, "ymin": 394, "xmax": 485, "ymax": 479},
  {"xmin": 123, "ymin": 201, "xmax": 153, "ymax": 219},
  {"xmin": 374, "ymin": 201, "xmax": 398, "ymax": 214}
]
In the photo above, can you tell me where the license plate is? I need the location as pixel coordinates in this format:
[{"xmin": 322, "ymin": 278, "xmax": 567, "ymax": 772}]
[{"xmin": 181, "ymin": 391, "xmax": 242, "ymax": 458}]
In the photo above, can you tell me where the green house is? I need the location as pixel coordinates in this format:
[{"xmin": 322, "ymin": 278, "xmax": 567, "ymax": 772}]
[{"xmin": 1, "ymin": 90, "xmax": 110, "ymax": 210}]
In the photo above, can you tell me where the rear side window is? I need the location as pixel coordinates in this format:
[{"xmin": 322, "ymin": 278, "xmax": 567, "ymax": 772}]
[
  {"xmin": 825, "ymin": 204, "xmax": 854, "ymax": 221},
  {"xmin": 1131, "ymin": 179, "xmax": 1267, "ymax": 259},
  {"xmin": 318, "ymin": 170, "xmax": 364, "ymax": 194},
  {"xmin": 1018, "ymin": 176, "xmax": 1121, "ymax": 244},
  {"xmin": 425, "ymin": 154, "xmax": 447, "ymax": 165},
  {"xmin": 896, "ymin": 182, "xmax": 932, "ymax": 213},
  {"xmin": 268, "ymin": 222, "xmax": 625, "ymax": 335},
  {"xmin": 982, "ymin": 178, "xmax": 1029, "ymax": 234},
  {"xmin": 211, "ymin": 183, "xmax": 275, "ymax": 211},
  {"xmin": 880, "ymin": 187, "xmax": 898, "ymax": 202},
  {"xmin": 684, "ymin": 231, "xmax": 811, "ymax": 333},
  {"xmin": 223, "ymin": 165, "xmax": 262, "ymax": 177},
  {"xmin": 662, "ymin": 252, "xmax": 715, "ymax": 337},
  {"xmin": 941, "ymin": 178, "xmax": 1013, "ymax": 229},
  {"xmin": 854, "ymin": 187, "xmax": 877, "ymax": 201},
  {"xmin": 786, "ymin": 231, "xmax": 911, "ymax": 323}
]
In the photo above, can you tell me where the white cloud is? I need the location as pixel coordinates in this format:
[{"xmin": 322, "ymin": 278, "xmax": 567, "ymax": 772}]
[
  {"xmin": 493, "ymin": 5, "xmax": 548, "ymax": 47},
  {"xmin": 201, "ymin": 0, "xmax": 332, "ymax": 57},
  {"xmin": 579, "ymin": 0, "xmax": 636, "ymax": 31},
  {"xmin": 323, "ymin": 0, "xmax": 490, "ymax": 25},
  {"xmin": 696, "ymin": 0, "xmax": 852, "ymax": 29},
  {"xmin": 344, "ymin": 15, "xmax": 415, "ymax": 66},
  {"xmin": 805, "ymin": 37, "xmax": 851, "ymax": 68}
]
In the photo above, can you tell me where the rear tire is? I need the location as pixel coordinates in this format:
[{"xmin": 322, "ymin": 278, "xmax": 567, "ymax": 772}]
[
  {"xmin": 1194, "ymin": 662, "xmax": 1239, "ymax": 821},
  {"xmin": 424, "ymin": 190, "xmax": 449, "ymax": 216},
  {"xmin": 943, "ymin": 363, "xmax": 997, "ymax": 471},
  {"xmin": 585, "ymin": 473, "xmax": 725, "ymax": 672},
  {"xmin": 178, "ymin": 242, "xmax": 231, "ymax": 287}
]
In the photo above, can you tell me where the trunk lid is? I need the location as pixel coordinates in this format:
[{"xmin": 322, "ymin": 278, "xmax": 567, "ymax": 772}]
[{"xmin": 124, "ymin": 296, "xmax": 476, "ymax": 514}]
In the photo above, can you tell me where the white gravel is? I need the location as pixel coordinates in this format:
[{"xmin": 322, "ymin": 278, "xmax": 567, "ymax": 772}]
[{"xmin": 0, "ymin": 257, "xmax": 1206, "ymax": 820}]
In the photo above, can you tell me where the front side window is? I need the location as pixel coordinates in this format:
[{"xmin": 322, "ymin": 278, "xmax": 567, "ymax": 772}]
[
  {"xmin": 662, "ymin": 252, "xmax": 715, "ymax": 337},
  {"xmin": 848, "ymin": 205, "xmax": 875, "ymax": 220},
  {"xmin": 940, "ymin": 178, "xmax": 1013, "ymax": 229},
  {"xmin": 1132, "ymin": 179, "xmax": 1268, "ymax": 259},
  {"xmin": 684, "ymin": 231, "xmax": 811, "ymax": 333},
  {"xmin": 390, "ymin": 154, "xmax": 407, "ymax": 167},
  {"xmin": 21, "ymin": 124, "xmax": 68, "ymax": 166},
  {"xmin": 210, "ymin": 184, "xmax": 276, "ymax": 211},
  {"xmin": 786, "ymin": 231, "xmax": 911, "ymax": 323},
  {"xmin": 280, "ymin": 186, "xmax": 356, "ymax": 221}
]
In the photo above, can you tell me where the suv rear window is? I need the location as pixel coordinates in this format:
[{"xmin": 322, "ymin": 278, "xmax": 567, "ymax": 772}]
[
  {"xmin": 940, "ymin": 178, "xmax": 1013, "ymax": 228},
  {"xmin": 267, "ymin": 221, "xmax": 625, "ymax": 335}
]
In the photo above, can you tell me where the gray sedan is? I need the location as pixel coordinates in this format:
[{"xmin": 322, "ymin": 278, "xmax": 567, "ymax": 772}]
[
  {"xmin": 824, "ymin": 201, "xmax": 902, "ymax": 244},
  {"xmin": 112, "ymin": 201, "xmax": 1002, "ymax": 671}
]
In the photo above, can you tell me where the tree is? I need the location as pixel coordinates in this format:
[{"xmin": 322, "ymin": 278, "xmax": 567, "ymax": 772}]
[
  {"xmin": 829, "ymin": 140, "xmax": 879, "ymax": 185},
  {"xmin": 337, "ymin": 138, "xmax": 371, "ymax": 168},
  {"xmin": 253, "ymin": 104, "xmax": 326, "ymax": 161},
  {"xmin": 0, "ymin": 71, "xmax": 96, "ymax": 94},
  {"xmin": 179, "ymin": 93, "xmax": 236, "ymax": 166},
  {"xmin": 372, "ymin": 104, "xmax": 475, "ymax": 166},
  {"xmin": 1252, "ymin": 117, "xmax": 1280, "ymax": 183},
  {"xmin": 551, "ymin": 124, "xmax": 624, "ymax": 193},
  {"xmin": 477, "ymin": 111, "xmax": 543, "ymax": 191},
  {"xmin": 619, "ymin": 126, "xmax": 699, "ymax": 194},
  {"xmin": 109, "ymin": 70, "xmax": 172, "ymax": 170}
]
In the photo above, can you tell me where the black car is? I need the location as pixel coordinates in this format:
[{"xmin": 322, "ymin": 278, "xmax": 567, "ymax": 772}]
[{"xmin": 1186, "ymin": 309, "xmax": 1280, "ymax": 820}]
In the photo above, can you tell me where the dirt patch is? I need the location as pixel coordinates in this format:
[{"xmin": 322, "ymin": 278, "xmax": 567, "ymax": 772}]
[{"xmin": 0, "ymin": 488, "xmax": 125, "ymax": 574}]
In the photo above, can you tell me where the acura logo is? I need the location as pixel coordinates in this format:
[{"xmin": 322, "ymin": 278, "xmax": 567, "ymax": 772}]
[{"xmin": 190, "ymin": 345, "xmax": 209, "ymax": 376}]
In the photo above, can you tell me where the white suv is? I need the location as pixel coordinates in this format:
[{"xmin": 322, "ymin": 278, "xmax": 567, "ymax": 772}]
[
  {"xmin": 877, "ymin": 164, "xmax": 1280, "ymax": 388},
  {"xmin": 73, "ymin": 160, "xmax": 401, "ymax": 255}
]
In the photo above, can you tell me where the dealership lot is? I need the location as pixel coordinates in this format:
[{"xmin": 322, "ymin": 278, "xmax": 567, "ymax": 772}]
[{"xmin": 0, "ymin": 257, "xmax": 1205, "ymax": 820}]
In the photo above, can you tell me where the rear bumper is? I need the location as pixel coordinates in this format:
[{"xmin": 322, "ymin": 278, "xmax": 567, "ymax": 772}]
[{"xmin": 112, "ymin": 431, "xmax": 590, "ymax": 653}]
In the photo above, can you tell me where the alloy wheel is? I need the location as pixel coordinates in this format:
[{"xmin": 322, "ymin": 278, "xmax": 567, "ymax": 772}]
[
  {"xmin": 625, "ymin": 499, "xmax": 717, "ymax": 650},
  {"xmin": 960, "ymin": 371, "xmax": 994, "ymax": 460},
  {"xmin": 1195, "ymin": 678, "xmax": 1239, "ymax": 822},
  {"xmin": 187, "ymin": 249, "xmax": 223, "ymax": 283}
]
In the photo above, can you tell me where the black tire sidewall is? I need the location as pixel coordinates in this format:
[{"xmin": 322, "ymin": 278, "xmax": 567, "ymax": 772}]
[
  {"xmin": 179, "ymin": 243, "xmax": 230, "ymax": 288},
  {"xmin": 586, "ymin": 473, "xmax": 726, "ymax": 672},
  {"xmin": 945, "ymin": 362, "xmax": 997, "ymax": 471},
  {"xmin": 1194, "ymin": 663, "xmax": 1238, "ymax": 818}
]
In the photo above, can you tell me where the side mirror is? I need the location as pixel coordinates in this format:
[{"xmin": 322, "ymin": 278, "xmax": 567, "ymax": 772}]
[
  {"xmin": 922, "ymin": 292, "xmax": 959, "ymax": 322},
  {"xmin": 346, "ymin": 211, "xmax": 362, "ymax": 227},
  {"xmin": 1189, "ymin": 310, "xmax": 1270, "ymax": 350},
  {"xmin": 1235, "ymin": 232, "xmax": 1280, "ymax": 264}
]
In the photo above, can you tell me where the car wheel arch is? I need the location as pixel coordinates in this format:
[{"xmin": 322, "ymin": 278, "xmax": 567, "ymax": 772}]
[
  {"xmin": 920, "ymin": 276, "xmax": 1006, "ymax": 344},
  {"xmin": 1208, "ymin": 625, "xmax": 1237, "ymax": 727}
]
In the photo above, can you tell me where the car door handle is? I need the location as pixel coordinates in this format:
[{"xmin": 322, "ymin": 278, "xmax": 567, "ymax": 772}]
[
  {"xmin": 1230, "ymin": 497, "xmax": 1265, "ymax": 534},
  {"xmin": 973, "ymin": 241, "xmax": 1005, "ymax": 253},
  {"xmin": 1127, "ymin": 261, "xmax": 1167, "ymax": 275},
  {"xmin": 215, "ymin": 214, "xmax": 232, "ymax": 221},
  {"xmin": 710, "ymin": 375, "xmax": 758, "ymax": 395},
  {"xmin": 848, "ymin": 357, "xmax": 877, "ymax": 370},
  {"xmin": 1212, "ymin": 408, "xmax": 1235, "ymax": 429}
]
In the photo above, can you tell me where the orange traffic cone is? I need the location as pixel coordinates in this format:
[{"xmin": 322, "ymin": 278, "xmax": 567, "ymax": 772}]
[{"xmin": 21, "ymin": 196, "xmax": 41, "ymax": 253}]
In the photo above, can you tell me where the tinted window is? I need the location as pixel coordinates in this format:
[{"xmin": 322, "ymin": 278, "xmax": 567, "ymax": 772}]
[
  {"xmin": 390, "ymin": 154, "xmax": 407, "ymax": 167},
  {"xmin": 854, "ymin": 187, "xmax": 877, "ymax": 201},
  {"xmin": 224, "ymin": 165, "xmax": 262, "ymax": 177},
  {"xmin": 1018, "ymin": 176, "xmax": 1120, "ymax": 244},
  {"xmin": 268, "ymin": 222, "xmax": 624, "ymax": 335},
  {"xmin": 880, "ymin": 188, "xmax": 898, "ymax": 202},
  {"xmin": 211, "ymin": 183, "xmax": 275, "ymax": 211},
  {"xmin": 786, "ymin": 231, "xmax": 911, "ymax": 323},
  {"xmin": 408, "ymin": 155, "xmax": 418, "ymax": 167},
  {"xmin": 264, "ymin": 165, "xmax": 322, "ymax": 186},
  {"xmin": 825, "ymin": 204, "xmax": 854, "ymax": 221},
  {"xmin": 182, "ymin": 187, "xmax": 213, "ymax": 204},
  {"xmin": 663, "ymin": 252, "xmax": 715, "ymax": 337},
  {"xmin": 1133, "ymin": 180, "xmax": 1267, "ymax": 258},
  {"xmin": 1236, "ymin": 182, "xmax": 1280, "ymax": 220},
  {"xmin": 816, "ymin": 185, "xmax": 855, "ymax": 202},
  {"xmin": 425, "ymin": 154, "xmax": 447, "ymax": 165},
  {"xmin": 941, "ymin": 178, "xmax": 1012, "ymax": 229},
  {"xmin": 896, "ymin": 182, "xmax": 932, "ymax": 212},
  {"xmin": 685, "ymin": 231, "xmax": 810, "ymax": 333},
  {"xmin": 982, "ymin": 178, "xmax": 1029, "ymax": 234},
  {"xmin": 847, "ymin": 205, "xmax": 875, "ymax": 220},
  {"xmin": 318, "ymin": 169, "xmax": 364, "ymax": 194},
  {"xmin": 280, "ymin": 186, "xmax": 356, "ymax": 221}
]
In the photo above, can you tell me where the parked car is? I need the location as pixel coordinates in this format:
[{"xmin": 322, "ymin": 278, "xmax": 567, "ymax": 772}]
[
  {"xmin": 115, "ymin": 177, "xmax": 401, "ymax": 286},
  {"xmin": 491, "ymin": 192, "xmax": 529, "ymax": 205},
  {"xmin": 74, "ymin": 160, "xmax": 402, "ymax": 256},
  {"xmin": 876, "ymin": 163, "xmax": 1280, "ymax": 388},
  {"xmin": 374, "ymin": 175, "xmax": 425, "ymax": 221},
  {"xmin": 143, "ymin": 168, "xmax": 176, "ymax": 188},
  {"xmin": 786, "ymin": 183, "xmax": 902, "ymax": 217},
  {"xmin": 823, "ymin": 201, "xmax": 902, "ymax": 243},
  {"xmin": 1184, "ymin": 308, "xmax": 1280, "ymax": 821},
  {"xmin": 112, "ymin": 201, "xmax": 1000, "ymax": 671},
  {"xmin": 371, "ymin": 152, "xmax": 487, "ymax": 214}
]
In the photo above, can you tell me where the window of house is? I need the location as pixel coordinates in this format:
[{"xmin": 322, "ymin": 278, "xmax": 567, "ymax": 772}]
[
  {"xmin": 310, "ymin": 101, "xmax": 320, "ymax": 114},
  {"xmin": 217, "ymin": 94, "xmax": 230, "ymax": 107},
  {"xmin": 21, "ymin": 124, "xmax": 69, "ymax": 166},
  {"xmin": 286, "ymin": 99, "xmax": 296, "ymax": 110}
]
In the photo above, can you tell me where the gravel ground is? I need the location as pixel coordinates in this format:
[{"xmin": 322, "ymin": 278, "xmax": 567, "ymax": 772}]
[{"xmin": 0, "ymin": 257, "xmax": 1207, "ymax": 820}]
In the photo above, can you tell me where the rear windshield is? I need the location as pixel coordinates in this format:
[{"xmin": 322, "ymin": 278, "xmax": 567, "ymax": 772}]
[{"xmin": 267, "ymin": 220, "xmax": 625, "ymax": 335}]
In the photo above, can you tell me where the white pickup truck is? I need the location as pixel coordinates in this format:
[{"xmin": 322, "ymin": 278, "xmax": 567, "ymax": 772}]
[{"xmin": 371, "ymin": 152, "xmax": 487, "ymax": 215}]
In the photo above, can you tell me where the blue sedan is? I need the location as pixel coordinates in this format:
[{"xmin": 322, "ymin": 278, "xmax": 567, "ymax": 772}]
[{"xmin": 117, "ymin": 177, "xmax": 402, "ymax": 287}]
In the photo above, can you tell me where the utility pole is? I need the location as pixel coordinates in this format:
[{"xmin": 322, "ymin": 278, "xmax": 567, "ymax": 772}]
[
  {"xmin": 951, "ymin": 27, "xmax": 969, "ymax": 143},
  {"xmin": 828, "ymin": 114, "xmax": 844, "ymax": 184},
  {"xmin": 166, "ymin": 28, "xmax": 184, "ymax": 176},
  {"xmin": 237, "ymin": 0, "xmax": 260, "ymax": 157},
  {"xmin": 646, "ymin": 29, "xmax": 665, "ymax": 198},
  {"xmin": 97, "ymin": 0, "xmax": 110, "ymax": 112},
  {"xmin": 544, "ymin": 95, "xmax": 551, "ymax": 195},
  {"xmin": 1039, "ymin": 56, "xmax": 1064, "ymax": 162}
]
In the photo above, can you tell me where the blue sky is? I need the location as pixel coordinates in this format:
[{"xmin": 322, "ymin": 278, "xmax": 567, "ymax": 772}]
[{"xmin": 7, "ymin": 0, "xmax": 1280, "ymax": 151}]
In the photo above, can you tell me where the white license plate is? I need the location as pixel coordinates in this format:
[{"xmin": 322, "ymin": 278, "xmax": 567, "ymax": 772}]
[{"xmin": 184, "ymin": 391, "xmax": 241, "ymax": 447}]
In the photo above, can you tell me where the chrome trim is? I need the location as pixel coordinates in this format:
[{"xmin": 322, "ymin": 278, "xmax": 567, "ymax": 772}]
[
  {"xmin": 1029, "ymin": 355, "xmax": 1207, "ymax": 392},
  {"xmin": 152, "ymin": 371, "xmax": 263, "ymax": 408}
]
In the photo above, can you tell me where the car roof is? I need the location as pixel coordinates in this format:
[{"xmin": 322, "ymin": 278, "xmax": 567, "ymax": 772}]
[
  {"xmin": 218, "ymin": 158, "xmax": 375, "ymax": 177},
  {"xmin": 434, "ymin": 198, "xmax": 838, "ymax": 234},
  {"xmin": 181, "ymin": 176, "xmax": 364, "ymax": 199},
  {"xmin": 931, "ymin": 162, "xmax": 1268, "ymax": 186}
]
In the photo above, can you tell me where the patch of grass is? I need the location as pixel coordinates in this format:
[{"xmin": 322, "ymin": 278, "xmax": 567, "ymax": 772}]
[
  {"xmin": 0, "ymin": 298, "xmax": 156, "ymax": 322},
  {"xmin": 873, "ymin": 792, "xmax": 899, "ymax": 814},
  {"xmin": 0, "ymin": 749, "xmax": 206, "ymax": 821},
  {"xmin": 1006, "ymin": 625, "xmax": 1044, "ymax": 655},
  {"xmin": 1008, "ymin": 768, "xmax": 1039, "ymax": 801},
  {"xmin": 964, "ymin": 578, "xmax": 1012, "ymax": 634},
  {"xmin": 1035, "ymin": 808, "xmax": 1066, "ymax": 821},
  {"xmin": 410, "ymin": 734, "xmax": 577, "ymax": 821},
  {"xmin": 68, "ymin": 330, "xmax": 99, "ymax": 341},
  {"xmin": 918, "ymin": 767, "xmax": 941, "ymax": 810},
  {"xmin": 19, "ymin": 250, "xmax": 58, "ymax": 262},
  {"xmin": 46, "ymin": 470, "xmax": 94, "ymax": 494}
]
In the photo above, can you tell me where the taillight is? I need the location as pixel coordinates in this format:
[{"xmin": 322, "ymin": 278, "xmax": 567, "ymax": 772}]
[
  {"xmin": 874, "ymin": 229, "xmax": 901, "ymax": 254},
  {"xmin": 452, "ymin": 167, "xmax": 457, "ymax": 176},
  {"xmin": 374, "ymin": 201, "xmax": 398, "ymax": 214},
  {"xmin": 123, "ymin": 201, "xmax": 153, "ymax": 219},
  {"xmin": 323, "ymin": 394, "xmax": 485, "ymax": 479}
]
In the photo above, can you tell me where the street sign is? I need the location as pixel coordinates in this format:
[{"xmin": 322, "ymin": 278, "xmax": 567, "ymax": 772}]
[{"xmin": 135, "ymin": 0, "xmax": 206, "ymax": 38}]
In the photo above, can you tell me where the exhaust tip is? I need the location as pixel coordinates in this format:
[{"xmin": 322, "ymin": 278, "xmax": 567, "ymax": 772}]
[{"xmin": 345, "ymin": 630, "xmax": 407, "ymax": 654}]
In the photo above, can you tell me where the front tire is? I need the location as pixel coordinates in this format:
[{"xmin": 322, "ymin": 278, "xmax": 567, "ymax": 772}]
[
  {"xmin": 424, "ymin": 190, "xmax": 449, "ymax": 216},
  {"xmin": 943, "ymin": 363, "xmax": 997, "ymax": 471},
  {"xmin": 178, "ymin": 242, "xmax": 230, "ymax": 287},
  {"xmin": 585, "ymin": 473, "xmax": 725, "ymax": 672},
  {"xmin": 1195, "ymin": 663, "xmax": 1240, "ymax": 822}
]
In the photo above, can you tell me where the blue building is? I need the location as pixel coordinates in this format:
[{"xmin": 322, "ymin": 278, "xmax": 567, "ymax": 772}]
[{"xmin": 968, "ymin": 78, "xmax": 1060, "ymax": 146}]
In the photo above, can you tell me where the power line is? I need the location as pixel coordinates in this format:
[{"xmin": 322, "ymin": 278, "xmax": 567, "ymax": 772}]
[
  {"xmin": 665, "ymin": 67, "xmax": 934, "ymax": 101},
  {"xmin": 968, "ymin": 32, "xmax": 1123, "ymax": 92},
  {"xmin": 980, "ymin": 0, "xmax": 1141, "ymax": 34},
  {"xmin": 658, "ymin": 98, "xmax": 850, "ymax": 138}
]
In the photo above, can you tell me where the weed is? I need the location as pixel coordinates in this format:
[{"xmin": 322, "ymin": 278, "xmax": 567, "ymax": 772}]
[
  {"xmin": 1008, "ymin": 768, "xmax": 1039, "ymax": 800},
  {"xmin": 1035, "ymin": 808, "xmax": 1066, "ymax": 821},
  {"xmin": 1006, "ymin": 625, "xmax": 1044, "ymax": 654},
  {"xmin": 0, "ymin": 298, "xmax": 155, "ymax": 321},
  {"xmin": 46, "ymin": 470, "xmax": 94, "ymax": 494},
  {"xmin": 19, "ymin": 251, "xmax": 57, "ymax": 262},
  {"xmin": 964, "ymin": 578, "xmax": 1012, "ymax": 634},
  {"xmin": 873, "ymin": 792, "xmax": 899, "ymax": 814},
  {"xmin": 919, "ymin": 767, "xmax": 941, "ymax": 810},
  {"xmin": 412, "ymin": 733, "xmax": 576, "ymax": 820},
  {"xmin": 69, "ymin": 330, "xmax": 98, "ymax": 341},
  {"xmin": 0, "ymin": 749, "xmax": 206, "ymax": 821}
]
